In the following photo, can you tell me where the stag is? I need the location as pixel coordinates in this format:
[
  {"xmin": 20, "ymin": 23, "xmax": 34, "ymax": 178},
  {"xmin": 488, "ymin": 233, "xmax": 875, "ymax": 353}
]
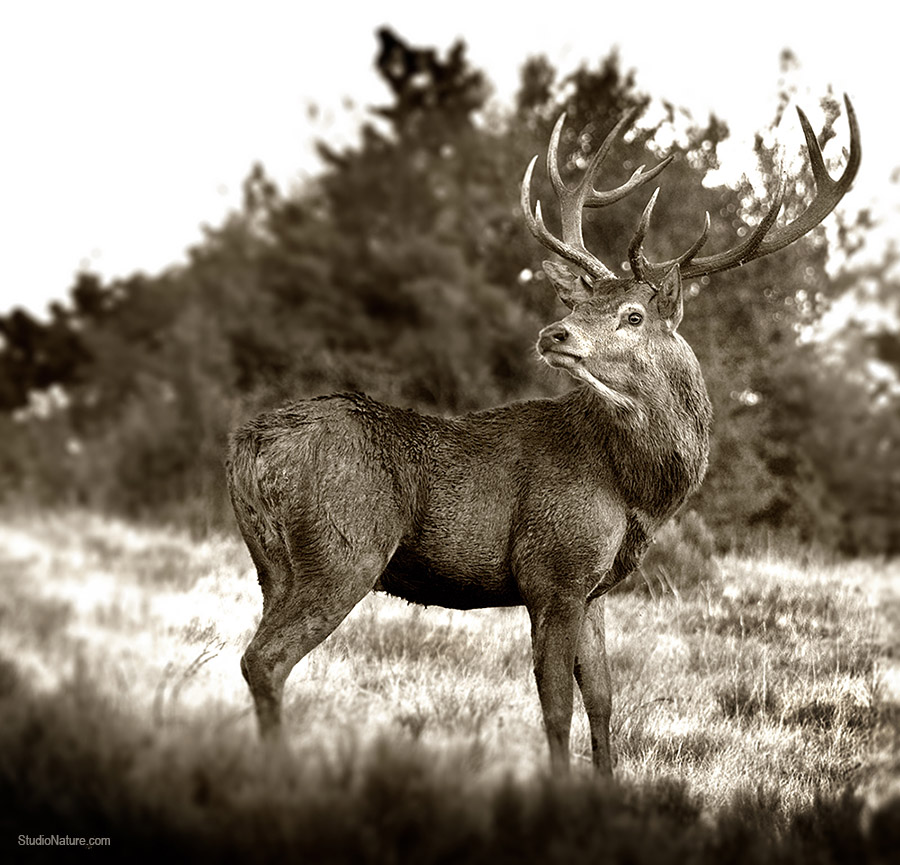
[{"xmin": 227, "ymin": 97, "xmax": 859, "ymax": 773}]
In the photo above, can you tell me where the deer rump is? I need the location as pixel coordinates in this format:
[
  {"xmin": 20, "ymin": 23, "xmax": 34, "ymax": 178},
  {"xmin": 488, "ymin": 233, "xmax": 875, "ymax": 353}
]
[{"xmin": 228, "ymin": 391, "xmax": 648, "ymax": 611}]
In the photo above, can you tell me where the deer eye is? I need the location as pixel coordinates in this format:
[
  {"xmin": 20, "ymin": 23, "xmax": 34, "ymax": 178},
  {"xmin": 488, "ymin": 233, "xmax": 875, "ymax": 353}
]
[{"xmin": 625, "ymin": 311, "xmax": 644, "ymax": 326}]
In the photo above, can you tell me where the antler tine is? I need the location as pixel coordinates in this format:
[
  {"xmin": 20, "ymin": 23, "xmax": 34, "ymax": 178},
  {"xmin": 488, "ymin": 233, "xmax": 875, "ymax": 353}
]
[
  {"xmin": 579, "ymin": 107, "xmax": 674, "ymax": 208},
  {"xmin": 677, "ymin": 94, "xmax": 860, "ymax": 281},
  {"xmin": 549, "ymin": 109, "xmax": 634, "ymax": 201},
  {"xmin": 547, "ymin": 111, "xmax": 630, "ymax": 280},
  {"xmin": 522, "ymin": 109, "xmax": 675, "ymax": 283},
  {"xmin": 663, "ymin": 181, "xmax": 786, "ymax": 280},
  {"xmin": 578, "ymin": 107, "xmax": 672, "ymax": 207},
  {"xmin": 557, "ymin": 108, "xmax": 675, "ymax": 217},
  {"xmin": 546, "ymin": 113, "xmax": 569, "ymax": 199},
  {"xmin": 628, "ymin": 193, "xmax": 714, "ymax": 282},
  {"xmin": 628, "ymin": 189, "xmax": 660, "ymax": 282},
  {"xmin": 521, "ymin": 155, "xmax": 614, "ymax": 280},
  {"xmin": 674, "ymin": 211, "xmax": 711, "ymax": 268},
  {"xmin": 585, "ymin": 155, "xmax": 675, "ymax": 209},
  {"xmin": 749, "ymin": 94, "xmax": 860, "ymax": 256}
]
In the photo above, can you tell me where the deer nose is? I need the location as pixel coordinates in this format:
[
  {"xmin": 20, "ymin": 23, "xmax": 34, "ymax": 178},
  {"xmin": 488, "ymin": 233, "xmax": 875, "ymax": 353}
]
[{"xmin": 537, "ymin": 323, "xmax": 569, "ymax": 353}]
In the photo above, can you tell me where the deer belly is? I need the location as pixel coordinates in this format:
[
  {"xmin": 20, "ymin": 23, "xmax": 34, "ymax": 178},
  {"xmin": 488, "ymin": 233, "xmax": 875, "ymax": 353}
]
[{"xmin": 376, "ymin": 545, "xmax": 523, "ymax": 609}]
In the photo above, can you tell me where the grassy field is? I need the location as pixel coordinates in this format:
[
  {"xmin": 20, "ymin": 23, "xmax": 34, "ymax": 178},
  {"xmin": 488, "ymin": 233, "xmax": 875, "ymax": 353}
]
[{"xmin": 0, "ymin": 510, "xmax": 897, "ymax": 862}]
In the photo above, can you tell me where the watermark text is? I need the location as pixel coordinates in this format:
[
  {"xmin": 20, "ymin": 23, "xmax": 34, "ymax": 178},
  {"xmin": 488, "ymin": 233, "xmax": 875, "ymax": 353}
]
[{"xmin": 19, "ymin": 834, "xmax": 111, "ymax": 850}]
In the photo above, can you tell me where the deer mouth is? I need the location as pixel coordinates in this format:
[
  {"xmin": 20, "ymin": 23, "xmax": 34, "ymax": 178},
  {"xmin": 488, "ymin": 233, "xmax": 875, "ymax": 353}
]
[
  {"xmin": 540, "ymin": 347, "xmax": 582, "ymax": 368},
  {"xmin": 541, "ymin": 350, "xmax": 638, "ymax": 412}
]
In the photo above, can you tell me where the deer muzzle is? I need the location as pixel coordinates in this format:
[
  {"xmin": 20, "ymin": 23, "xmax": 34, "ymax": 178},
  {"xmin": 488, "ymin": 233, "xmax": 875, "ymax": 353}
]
[
  {"xmin": 538, "ymin": 322, "xmax": 596, "ymax": 369},
  {"xmin": 537, "ymin": 323, "xmax": 577, "ymax": 356}
]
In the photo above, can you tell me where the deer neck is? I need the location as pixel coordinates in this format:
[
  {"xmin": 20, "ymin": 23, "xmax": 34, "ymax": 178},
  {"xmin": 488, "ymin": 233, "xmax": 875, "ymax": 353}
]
[{"xmin": 564, "ymin": 373, "xmax": 711, "ymax": 520}]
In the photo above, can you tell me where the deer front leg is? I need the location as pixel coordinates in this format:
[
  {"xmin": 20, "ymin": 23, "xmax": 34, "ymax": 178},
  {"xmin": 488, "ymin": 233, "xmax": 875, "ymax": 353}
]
[
  {"xmin": 528, "ymin": 597, "xmax": 585, "ymax": 773},
  {"xmin": 574, "ymin": 599, "xmax": 613, "ymax": 774}
]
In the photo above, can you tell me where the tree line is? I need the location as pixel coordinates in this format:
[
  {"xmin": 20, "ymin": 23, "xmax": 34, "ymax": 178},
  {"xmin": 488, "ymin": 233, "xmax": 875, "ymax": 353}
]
[{"xmin": 1, "ymin": 29, "xmax": 897, "ymax": 555}]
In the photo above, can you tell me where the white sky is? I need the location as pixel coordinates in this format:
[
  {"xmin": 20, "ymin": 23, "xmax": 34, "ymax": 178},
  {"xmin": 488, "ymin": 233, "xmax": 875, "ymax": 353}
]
[{"xmin": 1, "ymin": 0, "xmax": 895, "ymax": 317}]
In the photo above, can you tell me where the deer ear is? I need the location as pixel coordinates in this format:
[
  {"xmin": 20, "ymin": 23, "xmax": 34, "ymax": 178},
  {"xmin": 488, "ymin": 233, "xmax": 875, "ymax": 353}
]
[
  {"xmin": 542, "ymin": 260, "xmax": 594, "ymax": 309},
  {"xmin": 656, "ymin": 265, "xmax": 683, "ymax": 332}
]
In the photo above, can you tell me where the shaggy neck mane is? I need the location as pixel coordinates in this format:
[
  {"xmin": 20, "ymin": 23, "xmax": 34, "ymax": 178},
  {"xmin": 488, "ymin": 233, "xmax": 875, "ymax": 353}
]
[{"xmin": 567, "ymin": 361, "xmax": 711, "ymax": 519}]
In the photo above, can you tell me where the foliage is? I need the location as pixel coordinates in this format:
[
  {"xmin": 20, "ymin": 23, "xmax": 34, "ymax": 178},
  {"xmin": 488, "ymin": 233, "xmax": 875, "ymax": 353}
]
[{"xmin": 0, "ymin": 28, "xmax": 898, "ymax": 552}]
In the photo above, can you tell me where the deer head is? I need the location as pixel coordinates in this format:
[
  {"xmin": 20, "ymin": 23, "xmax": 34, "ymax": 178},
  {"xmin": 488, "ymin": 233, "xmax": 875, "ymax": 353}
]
[{"xmin": 522, "ymin": 99, "xmax": 861, "ymax": 410}]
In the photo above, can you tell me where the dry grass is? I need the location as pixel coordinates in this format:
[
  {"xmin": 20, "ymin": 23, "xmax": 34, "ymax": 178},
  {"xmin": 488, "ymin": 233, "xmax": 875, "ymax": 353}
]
[{"xmin": 0, "ymin": 510, "xmax": 897, "ymax": 861}]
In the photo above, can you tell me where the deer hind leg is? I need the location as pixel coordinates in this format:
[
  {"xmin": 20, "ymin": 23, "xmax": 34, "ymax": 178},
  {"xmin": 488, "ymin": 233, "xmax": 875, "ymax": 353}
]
[
  {"xmin": 527, "ymin": 596, "xmax": 586, "ymax": 773},
  {"xmin": 241, "ymin": 536, "xmax": 397, "ymax": 741},
  {"xmin": 574, "ymin": 599, "xmax": 613, "ymax": 775}
]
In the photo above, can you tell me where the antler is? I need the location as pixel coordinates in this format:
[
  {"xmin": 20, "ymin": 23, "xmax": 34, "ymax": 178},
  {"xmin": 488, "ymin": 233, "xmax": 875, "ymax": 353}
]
[
  {"xmin": 521, "ymin": 109, "xmax": 673, "ymax": 281},
  {"xmin": 633, "ymin": 94, "xmax": 861, "ymax": 281},
  {"xmin": 628, "ymin": 189, "xmax": 712, "ymax": 282}
]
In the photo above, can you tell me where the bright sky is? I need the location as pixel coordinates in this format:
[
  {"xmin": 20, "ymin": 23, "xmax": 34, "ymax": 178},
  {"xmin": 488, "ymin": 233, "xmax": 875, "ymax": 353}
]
[{"xmin": 1, "ymin": 0, "xmax": 895, "ymax": 318}]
